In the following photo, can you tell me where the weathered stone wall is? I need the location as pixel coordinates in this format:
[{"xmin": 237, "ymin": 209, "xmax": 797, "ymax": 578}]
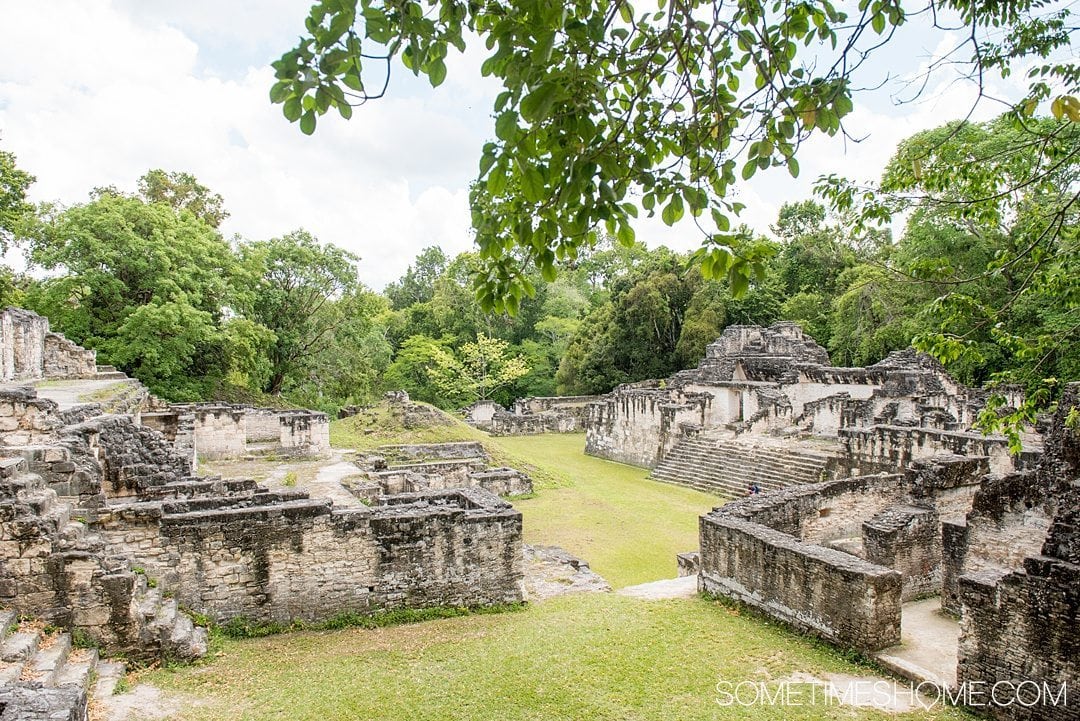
[
  {"xmin": 140, "ymin": 411, "xmax": 197, "ymax": 473},
  {"xmin": 1, "ymin": 308, "xmax": 100, "ymax": 383},
  {"xmin": 378, "ymin": 442, "xmax": 488, "ymax": 461},
  {"xmin": 244, "ymin": 408, "xmax": 282, "ymax": 442},
  {"xmin": 60, "ymin": 415, "xmax": 194, "ymax": 503},
  {"xmin": 585, "ymin": 390, "xmax": 710, "ymax": 467},
  {"xmin": 42, "ymin": 332, "xmax": 97, "ymax": 379},
  {"xmin": 279, "ymin": 411, "xmax": 330, "ymax": 455},
  {"xmin": 699, "ymin": 511, "xmax": 902, "ymax": 651},
  {"xmin": 191, "ymin": 406, "xmax": 247, "ymax": 460},
  {"xmin": 863, "ymin": 505, "xmax": 941, "ymax": 601},
  {"xmin": 0, "ymin": 386, "xmax": 64, "ymax": 445},
  {"xmin": 0, "ymin": 308, "xmax": 48, "ymax": 382},
  {"xmin": 840, "ymin": 425, "xmax": 1017, "ymax": 475},
  {"xmin": 940, "ymin": 469, "xmax": 1055, "ymax": 615},
  {"xmin": 461, "ymin": 400, "xmax": 502, "ymax": 429},
  {"xmin": 97, "ymin": 488, "xmax": 523, "ymax": 623},
  {"xmin": 353, "ymin": 445, "xmax": 532, "ymax": 499},
  {"xmin": 953, "ymin": 385, "xmax": 1079, "ymax": 720}
]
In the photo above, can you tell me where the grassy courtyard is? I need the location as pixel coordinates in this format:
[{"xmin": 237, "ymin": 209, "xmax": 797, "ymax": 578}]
[
  {"xmin": 140, "ymin": 420, "xmax": 969, "ymax": 720},
  {"xmin": 496, "ymin": 433, "xmax": 715, "ymax": 588}
]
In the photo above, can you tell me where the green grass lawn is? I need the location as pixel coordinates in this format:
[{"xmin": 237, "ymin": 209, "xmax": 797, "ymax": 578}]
[
  {"xmin": 491, "ymin": 433, "xmax": 717, "ymax": 588},
  {"xmin": 150, "ymin": 593, "xmax": 968, "ymax": 721}
]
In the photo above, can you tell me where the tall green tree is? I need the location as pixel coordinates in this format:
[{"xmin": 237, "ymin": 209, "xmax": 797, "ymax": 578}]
[
  {"xmin": 137, "ymin": 169, "xmax": 229, "ymax": 228},
  {"xmin": 426, "ymin": 333, "xmax": 530, "ymax": 406},
  {"xmin": 0, "ymin": 145, "xmax": 35, "ymax": 252},
  {"xmin": 24, "ymin": 180, "xmax": 241, "ymax": 398},
  {"xmin": 240, "ymin": 229, "xmax": 360, "ymax": 394}
]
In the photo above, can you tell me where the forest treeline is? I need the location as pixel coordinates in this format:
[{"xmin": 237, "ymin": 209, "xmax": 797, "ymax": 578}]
[{"xmin": 0, "ymin": 114, "xmax": 1075, "ymax": 415}]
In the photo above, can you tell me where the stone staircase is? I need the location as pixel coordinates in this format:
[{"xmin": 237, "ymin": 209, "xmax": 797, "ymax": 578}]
[
  {"xmin": 1, "ymin": 455, "xmax": 208, "ymax": 664},
  {"xmin": 651, "ymin": 435, "xmax": 844, "ymax": 498},
  {"xmin": 0, "ymin": 605, "xmax": 126, "ymax": 719},
  {"xmin": 94, "ymin": 364, "xmax": 128, "ymax": 381}
]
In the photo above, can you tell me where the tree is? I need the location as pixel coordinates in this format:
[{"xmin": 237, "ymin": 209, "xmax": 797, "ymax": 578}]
[
  {"xmin": 0, "ymin": 145, "xmax": 35, "ymax": 251},
  {"xmin": 384, "ymin": 245, "xmax": 448, "ymax": 309},
  {"xmin": 272, "ymin": 0, "xmax": 1077, "ymax": 307},
  {"xmin": 23, "ymin": 184, "xmax": 242, "ymax": 399},
  {"xmin": 137, "ymin": 169, "xmax": 229, "ymax": 228},
  {"xmin": 239, "ymin": 230, "xmax": 360, "ymax": 394},
  {"xmin": 426, "ymin": 333, "xmax": 530, "ymax": 406}
]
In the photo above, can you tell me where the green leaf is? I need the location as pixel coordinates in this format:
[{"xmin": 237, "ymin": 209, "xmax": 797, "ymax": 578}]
[
  {"xmin": 283, "ymin": 97, "xmax": 303, "ymax": 122},
  {"xmin": 661, "ymin": 196, "xmax": 684, "ymax": 225},
  {"xmin": 495, "ymin": 111, "xmax": 518, "ymax": 141},
  {"xmin": 520, "ymin": 165, "xmax": 545, "ymax": 203},
  {"xmin": 520, "ymin": 83, "xmax": 559, "ymax": 123},
  {"xmin": 300, "ymin": 111, "xmax": 317, "ymax": 135},
  {"xmin": 616, "ymin": 222, "xmax": 636, "ymax": 246},
  {"xmin": 269, "ymin": 81, "xmax": 291, "ymax": 104},
  {"xmin": 429, "ymin": 59, "xmax": 447, "ymax": 87}
]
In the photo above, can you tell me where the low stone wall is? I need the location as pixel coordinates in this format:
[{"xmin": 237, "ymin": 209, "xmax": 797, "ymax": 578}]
[
  {"xmin": 244, "ymin": 407, "xmax": 281, "ymax": 442},
  {"xmin": 279, "ymin": 411, "xmax": 330, "ymax": 455},
  {"xmin": 379, "ymin": 441, "xmax": 488, "ymax": 461},
  {"xmin": 699, "ymin": 510, "xmax": 902, "ymax": 651},
  {"xmin": 191, "ymin": 406, "xmax": 247, "ymax": 460},
  {"xmin": 863, "ymin": 505, "xmax": 941, "ymax": 601},
  {"xmin": 96, "ymin": 488, "xmax": 523, "ymax": 623},
  {"xmin": 1, "ymin": 307, "xmax": 99, "ymax": 383},
  {"xmin": 841, "ymin": 425, "xmax": 1018, "ymax": 475},
  {"xmin": 940, "ymin": 469, "xmax": 1055, "ymax": 615},
  {"xmin": 42, "ymin": 332, "xmax": 96, "ymax": 379}
]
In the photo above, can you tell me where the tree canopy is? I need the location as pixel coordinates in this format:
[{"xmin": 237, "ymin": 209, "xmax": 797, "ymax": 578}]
[{"xmin": 271, "ymin": 0, "xmax": 1078, "ymax": 309}]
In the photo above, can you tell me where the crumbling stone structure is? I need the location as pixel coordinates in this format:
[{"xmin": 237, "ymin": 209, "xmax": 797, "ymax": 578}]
[
  {"xmin": 0, "ymin": 316, "xmax": 527, "ymax": 720},
  {"xmin": 349, "ymin": 442, "xmax": 533, "ymax": 501},
  {"xmin": 1, "ymin": 308, "xmax": 96, "ymax": 383},
  {"xmin": 697, "ymin": 386, "xmax": 1080, "ymax": 719},
  {"xmin": 464, "ymin": 395, "xmax": 602, "ymax": 435},
  {"xmin": 586, "ymin": 323, "xmax": 1028, "ymax": 496},
  {"xmin": 152, "ymin": 403, "xmax": 331, "ymax": 467}
]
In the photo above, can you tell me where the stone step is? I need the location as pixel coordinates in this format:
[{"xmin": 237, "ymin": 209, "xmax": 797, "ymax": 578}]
[
  {"xmin": 653, "ymin": 463, "xmax": 818, "ymax": 487},
  {"xmin": 93, "ymin": 660, "xmax": 127, "ymax": 698},
  {"xmin": 25, "ymin": 631, "xmax": 72, "ymax": 686},
  {"xmin": 0, "ymin": 456, "xmax": 28, "ymax": 478},
  {"xmin": 95, "ymin": 371, "xmax": 129, "ymax": 380},
  {"xmin": 661, "ymin": 451, "xmax": 827, "ymax": 474},
  {"xmin": 0, "ymin": 609, "xmax": 16, "ymax": 637},
  {"xmin": 0, "ymin": 630, "xmax": 41, "ymax": 663},
  {"xmin": 656, "ymin": 455, "xmax": 823, "ymax": 475},
  {"xmin": 95, "ymin": 365, "xmax": 118, "ymax": 373},
  {"xmin": 55, "ymin": 647, "xmax": 98, "ymax": 689},
  {"xmin": 666, "ymin": 447, "xmax": 829, "ymax": 471}
]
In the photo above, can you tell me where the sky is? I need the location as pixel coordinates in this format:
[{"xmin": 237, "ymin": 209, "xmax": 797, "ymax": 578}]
[{"xmin": 0, "ymin": 0, "xmax": 1030, "ymax": 290}]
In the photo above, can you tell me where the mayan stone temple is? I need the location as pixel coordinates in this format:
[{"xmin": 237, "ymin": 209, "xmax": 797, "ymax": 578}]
[
  {"xmin": 0, "ymin": 308, "xmax": 524, "ymax": 719},
  {"xmin": 582, "ymin": 322, "xmax": 1077, "ymax": 720}
]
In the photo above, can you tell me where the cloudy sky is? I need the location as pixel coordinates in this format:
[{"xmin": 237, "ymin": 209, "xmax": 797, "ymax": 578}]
[{"xmin": 0, "ymin": 0, "xmax": 1026, "ymax": 289}]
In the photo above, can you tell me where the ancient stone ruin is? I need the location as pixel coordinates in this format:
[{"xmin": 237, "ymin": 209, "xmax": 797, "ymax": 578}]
[
  {"xmin": 583, "ymin": 321, "xmax": 1074, "ymax": 719},
  {"xmin": 349, "ymin": 441, "xmax": 533, "ymax": 500},
  {"xmin": 586, "ymin": 322, "xmax": 1029, "ymax": 492},
  {"xmin": 463, "ymin": 395, "xmax": 601, "ymax": 435},
  {"xmin": 0, "ymin": 309, "xmax": 525, "ymax": 720},
  {"xmin": 144, "ymin": 403, "xmax": 330, "ymax": 471}
]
